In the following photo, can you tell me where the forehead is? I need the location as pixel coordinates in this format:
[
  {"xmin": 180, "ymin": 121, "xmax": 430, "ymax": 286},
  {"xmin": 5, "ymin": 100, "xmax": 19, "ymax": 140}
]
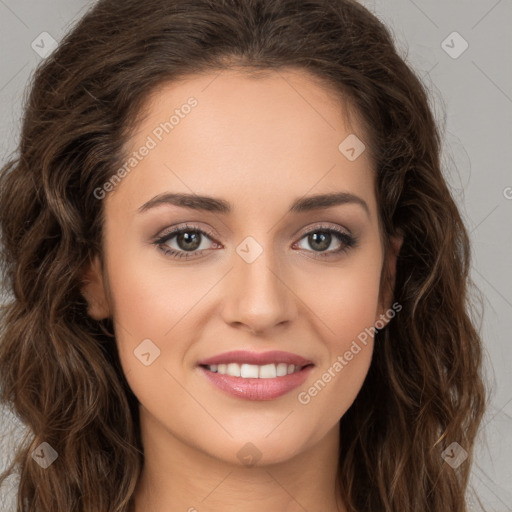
[
  {"xmin": 131, "ymin": 67, "xmax": 364, "ymax": 150},
  {"xmin": 108, "ymin": 68, "xmax": 377, "ymax": 218}
]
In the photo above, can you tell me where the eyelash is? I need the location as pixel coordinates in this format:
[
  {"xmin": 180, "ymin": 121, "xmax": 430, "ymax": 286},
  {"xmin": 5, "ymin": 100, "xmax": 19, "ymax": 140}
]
[{"xmin": 153, "ymin": 223, "xmax": 357, "ymax": 260}]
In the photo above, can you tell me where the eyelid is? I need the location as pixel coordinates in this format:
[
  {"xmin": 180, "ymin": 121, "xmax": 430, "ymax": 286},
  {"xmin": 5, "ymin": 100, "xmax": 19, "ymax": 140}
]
[
  {"xmin": 295, "ymin": 221, "xmax": 352, "ymax": 238},
  {"xmin": 154, "ymin": 222, "xmax": 351, "ymax": 244},
  {"xmin": 153, "ymin": 221, "xmax": 356, "ymax": 259},
  {"xmin": 153, "ymin": 223, "xmax": 219, "ymax": 244}
]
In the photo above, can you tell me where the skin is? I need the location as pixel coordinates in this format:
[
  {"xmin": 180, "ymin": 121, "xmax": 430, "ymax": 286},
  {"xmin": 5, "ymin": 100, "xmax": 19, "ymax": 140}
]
[{"xmin": 81, "ymin": 68, "xmax": 402, "ymax": 512}]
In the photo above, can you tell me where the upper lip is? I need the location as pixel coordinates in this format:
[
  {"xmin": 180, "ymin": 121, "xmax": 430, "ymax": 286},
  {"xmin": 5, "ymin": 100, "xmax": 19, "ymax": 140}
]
[{"xmin": 198, "ymin": 350, "xmax": 313, "ymax": 367}]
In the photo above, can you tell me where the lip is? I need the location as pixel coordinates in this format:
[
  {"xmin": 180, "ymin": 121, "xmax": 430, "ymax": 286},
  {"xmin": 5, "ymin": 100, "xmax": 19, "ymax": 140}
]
[
  {"xmin": 197, "ymin": 350, "xmax": 314, "ymax": 401},
  {"xmin": 198, "ymin": 350, "xmax": 313, "ymax": 367},
  {"xmin": 199, "ymin": 365, "xmax": 314, "ymax": 401}
]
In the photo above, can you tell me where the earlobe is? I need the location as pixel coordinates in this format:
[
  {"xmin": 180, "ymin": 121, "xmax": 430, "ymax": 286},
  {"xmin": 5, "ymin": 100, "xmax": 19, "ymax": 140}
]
[{"xmin": 80, "ymin": 255, "xmax": 111, "ymax": 320}]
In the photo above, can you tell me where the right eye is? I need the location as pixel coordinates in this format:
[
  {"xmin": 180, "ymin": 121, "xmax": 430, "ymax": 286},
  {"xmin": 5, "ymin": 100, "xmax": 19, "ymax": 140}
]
[{"xmin": 153, "ymin": 224, "xmax": 221, "ymax": 259}]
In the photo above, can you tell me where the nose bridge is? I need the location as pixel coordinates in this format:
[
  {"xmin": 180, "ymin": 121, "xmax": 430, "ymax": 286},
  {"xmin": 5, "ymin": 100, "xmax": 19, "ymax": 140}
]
[{"xmin": 221, "ymin": 233, "xmax": 295, "ymax": 333}]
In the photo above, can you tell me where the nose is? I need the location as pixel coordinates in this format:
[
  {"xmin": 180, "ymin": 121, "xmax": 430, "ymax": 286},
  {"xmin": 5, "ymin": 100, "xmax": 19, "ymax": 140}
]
[{"xmin": 220, "ymin": 244, "xmax": 297, "ymax": 335}]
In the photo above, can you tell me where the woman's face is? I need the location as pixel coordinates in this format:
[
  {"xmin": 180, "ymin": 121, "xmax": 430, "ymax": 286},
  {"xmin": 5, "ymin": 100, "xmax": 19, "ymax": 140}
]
[{"xmin": 83, "ymin": 68, "xmax": 398, "ymax": 466}]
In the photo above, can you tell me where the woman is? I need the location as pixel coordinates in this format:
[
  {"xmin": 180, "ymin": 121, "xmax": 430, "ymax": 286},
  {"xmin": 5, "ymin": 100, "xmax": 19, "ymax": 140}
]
[{"xmin": 0, "ymin": 0, "xmax": 486, "ymax": 510}]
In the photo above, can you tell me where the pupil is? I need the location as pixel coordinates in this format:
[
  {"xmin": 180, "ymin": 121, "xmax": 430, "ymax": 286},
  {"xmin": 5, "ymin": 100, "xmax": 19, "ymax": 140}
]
[
  {"xmin": 310, "ymin": 232, "xmax": 330, "ymax": 251},
  {"xmin": 178, "ymin": 231, "xmax": 201, "ymax": 251}
]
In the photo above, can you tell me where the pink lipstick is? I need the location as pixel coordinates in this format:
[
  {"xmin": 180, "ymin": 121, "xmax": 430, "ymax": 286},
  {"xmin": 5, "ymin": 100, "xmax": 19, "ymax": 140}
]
[{"xmin": 197, "ymin": 350, "xmax": 314, "ymax": 401}]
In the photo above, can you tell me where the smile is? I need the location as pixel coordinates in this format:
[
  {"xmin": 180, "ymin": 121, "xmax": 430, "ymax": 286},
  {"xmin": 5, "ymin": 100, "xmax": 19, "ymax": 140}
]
[
  {"xmin": 203, "ymin": 362, "xmax": 304, "ymax": 378},
  {"xmin": 197, "ymin": 350, "xmax": 314, "ymax": 401}
]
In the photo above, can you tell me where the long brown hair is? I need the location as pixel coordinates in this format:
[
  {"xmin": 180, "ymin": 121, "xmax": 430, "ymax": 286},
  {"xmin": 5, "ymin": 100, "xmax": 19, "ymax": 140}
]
[{"xmin": 0, "ymin": 0, "xmax": 486, "ymax": 510}]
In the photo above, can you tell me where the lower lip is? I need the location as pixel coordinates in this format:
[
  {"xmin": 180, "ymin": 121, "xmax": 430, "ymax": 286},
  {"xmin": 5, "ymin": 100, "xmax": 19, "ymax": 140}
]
[{"xmin": 199, "ymin": 365, "xmax": 313, "ymax": 401}]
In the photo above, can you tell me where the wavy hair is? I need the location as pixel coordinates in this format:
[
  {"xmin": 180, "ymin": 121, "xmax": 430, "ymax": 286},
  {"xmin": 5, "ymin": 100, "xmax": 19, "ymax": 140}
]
[{"xmin": 0, "ymin": 0, "xmax": 486, "ymax": 510}]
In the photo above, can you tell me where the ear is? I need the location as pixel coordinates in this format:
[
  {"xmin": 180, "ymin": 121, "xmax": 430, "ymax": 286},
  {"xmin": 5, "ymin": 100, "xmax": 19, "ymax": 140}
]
[
  {"xmin": 80, "ymin": 254, "xmax": 111, "ymax": 320},
  {"xmin": 376, "ymin": 233, "xmax": 403, "ymax": 326}
]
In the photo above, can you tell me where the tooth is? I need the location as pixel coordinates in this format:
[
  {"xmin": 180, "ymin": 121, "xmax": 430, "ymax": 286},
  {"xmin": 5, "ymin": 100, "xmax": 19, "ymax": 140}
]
[
  {"xmin": 276, "ymin": 363, "xmax": 288, "ymax": 377},
  {"xmin": 240, "ymin": 364, "xmax": 259, "ymax": 378},
  {"xmin": 259, "ymin": 363, "xmax": 277, "ymax": 378},
  {"xmin": 226, "ymin": 363, "xmax": 241, "ymax": 377},
  {"xmin": 208, "ymin": 362, "xmax": 302, "ymax": 378}
]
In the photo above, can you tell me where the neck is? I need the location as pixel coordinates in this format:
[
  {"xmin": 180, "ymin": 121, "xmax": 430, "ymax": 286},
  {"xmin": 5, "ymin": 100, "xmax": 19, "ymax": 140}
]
[{"xmin": 131, "ymin": 410, "xmax": 345, "ymax": 512}]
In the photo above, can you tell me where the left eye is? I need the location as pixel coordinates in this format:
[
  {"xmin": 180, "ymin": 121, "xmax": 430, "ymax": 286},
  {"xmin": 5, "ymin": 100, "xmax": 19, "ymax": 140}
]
[
  {"xmin": 294, "ymin": 228, "xmax": 355, "ymax": 255},
  {"xmin": 154, "ymin": 224, "xmax": 356, "ymax": 259}
]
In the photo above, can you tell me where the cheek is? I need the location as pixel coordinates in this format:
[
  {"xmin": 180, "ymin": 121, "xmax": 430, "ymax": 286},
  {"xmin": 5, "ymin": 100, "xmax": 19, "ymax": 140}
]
[
  {"xmin": 104, "ymin": 255, "xmax": 197, "ymax": 421},
  {"xmin": 294, "ymin": 249, "xmax": 382, "ymax": 419},
  {"xmin": 101, "ymin": 236, "xmax": 166, "ymax": 364},
  {"xmin": 303, "ymin": 248, "xmax": 383, "ymax": 348},
  {"xmin": 295, "ymin": 271, "xmax": 380, "ymax": 430},
  {"xmin": 104, "ymin": 230, "xmax": 213, "ymax": 338},
  {"xmin": 103, "ymin": 242, "xmax": 222, "ymax": 396}
]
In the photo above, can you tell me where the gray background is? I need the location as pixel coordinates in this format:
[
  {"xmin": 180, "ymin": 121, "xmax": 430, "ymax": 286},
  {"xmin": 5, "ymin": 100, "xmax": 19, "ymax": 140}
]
[{"xmin": 0, "ymin": 0, "xmax": 511, "ymax": 510}]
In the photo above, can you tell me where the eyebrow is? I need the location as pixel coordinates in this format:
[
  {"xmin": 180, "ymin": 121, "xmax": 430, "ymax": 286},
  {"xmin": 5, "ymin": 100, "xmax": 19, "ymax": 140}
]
[{"xmin": 137, "ymin": 191, "xmax": 370, "ymax": 216}]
